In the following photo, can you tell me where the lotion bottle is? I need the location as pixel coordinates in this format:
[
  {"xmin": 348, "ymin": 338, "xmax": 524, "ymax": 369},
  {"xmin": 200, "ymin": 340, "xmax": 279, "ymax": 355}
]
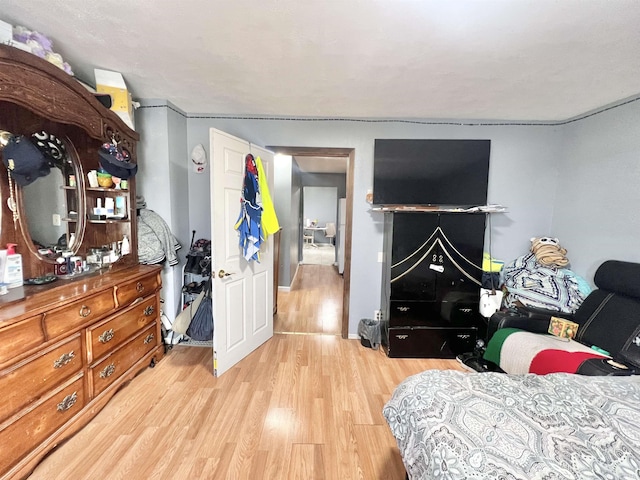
[{"xmin": 4, "ymin": 243, "xmax": 23, "ymax": 288}]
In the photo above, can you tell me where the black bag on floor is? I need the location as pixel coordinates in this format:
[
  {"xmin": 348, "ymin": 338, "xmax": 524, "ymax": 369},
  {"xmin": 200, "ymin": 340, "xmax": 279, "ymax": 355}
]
[{"xmin": 186, "ymin": 278, "xmax": 213, "ymax": 341}]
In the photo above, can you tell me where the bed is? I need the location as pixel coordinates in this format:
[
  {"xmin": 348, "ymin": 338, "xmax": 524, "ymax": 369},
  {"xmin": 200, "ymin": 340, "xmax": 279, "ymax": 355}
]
[{"xmin": 383, "ymin": 370, "xmax": 640, "ymax": 479}]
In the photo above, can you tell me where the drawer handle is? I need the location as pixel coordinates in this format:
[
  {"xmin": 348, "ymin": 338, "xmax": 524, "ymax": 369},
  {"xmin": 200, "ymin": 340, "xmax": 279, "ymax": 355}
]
[
  {"xmin": 144, "ymin": 333, "xmax": 155, "ymax": 345},
  {"xmin": 100, "ymin": 364, "xmax": 116, "ymax": 379},
  {"xmin": 136, "ymin": 282, "xmax": 144, "ymax": 293},
  {"xmin": 79, "ymin": 305, "xmax": 91, "ymax": 317},
  {"xmin": 130, "ymin": 297, "xmax": 144, "ymax": 307},
  {"xmin": 57, "ymin": 392, "xmax": 78, "ymax": 412},
  {"xmin": 53, "ymin": 351, "xmax": 75, "ymax": 369},
  {"xmin": 144, "ymin": 305, "xmax": 155, "ymax": 316},
  {"xmin": 99, "ymin": 329, "xmax": 115, "ymax": 343}
]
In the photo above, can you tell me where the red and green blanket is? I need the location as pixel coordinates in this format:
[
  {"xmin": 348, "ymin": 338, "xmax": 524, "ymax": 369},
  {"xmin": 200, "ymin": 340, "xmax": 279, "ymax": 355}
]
[{"xmin": 484, "ymin": 328, "xmax": 609, "ymax": 374}]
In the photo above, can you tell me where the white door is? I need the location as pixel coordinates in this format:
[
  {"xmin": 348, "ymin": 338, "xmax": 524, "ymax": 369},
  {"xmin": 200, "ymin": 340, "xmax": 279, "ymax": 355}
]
[{"xmin": 210, "ymin": 129, "xmax": 274, "ymax": 376}]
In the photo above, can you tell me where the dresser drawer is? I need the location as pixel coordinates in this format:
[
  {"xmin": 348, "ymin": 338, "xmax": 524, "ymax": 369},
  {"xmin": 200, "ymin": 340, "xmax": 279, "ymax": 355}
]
[
  {"xmin": 44, "ymin": 289, "xmax": 116, "ymax": 339},
  {"xmin": 0, "ymin": 314, "xmax": 45, "ymax": 368},
  {"xmin": 0, "ymin": 375, "xmax": 84, "ymax": 477},
  {"xmin": 91, "ymin": 323, "xmax": 157, "ymax": 397},
  {"xmin": 116, "ymin": 273, "xmax": 160, "ymax": 307},
  {"xmin": 0, "ymin": 334, "xmax": 82, "ymax": 423},
  {"xmin": 88, "ymin": 296, "xmax": 158, "ymax": 361}
]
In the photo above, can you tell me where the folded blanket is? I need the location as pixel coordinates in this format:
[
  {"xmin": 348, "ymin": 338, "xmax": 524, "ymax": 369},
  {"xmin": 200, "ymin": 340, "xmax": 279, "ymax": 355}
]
[{"xmin": 484, "ymin": 327, "xmax": 608, "ymax": 374}]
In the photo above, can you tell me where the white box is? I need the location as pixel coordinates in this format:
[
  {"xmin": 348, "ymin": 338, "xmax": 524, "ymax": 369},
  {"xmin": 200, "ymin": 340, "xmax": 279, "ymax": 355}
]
[
  {"xmin": 0, "ymin": 20, "xmax": 12, "ymax": 45},
  {"xmin": 94, "ymin": 68, "xmax": 135, "ymax": 129}
]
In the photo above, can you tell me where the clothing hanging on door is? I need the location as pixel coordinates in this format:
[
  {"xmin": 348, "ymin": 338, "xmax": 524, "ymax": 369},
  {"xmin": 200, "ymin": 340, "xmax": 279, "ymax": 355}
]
[
  {"xmin": 256, "ymin": 155, "xmax": 279, "ymax": 238},
  {"xmin": 235, "ymin": 154, "xmax": 262, "ymax": 262},
  {"xmin": 234, "ymin": 153, "xmax": 279, "ymax": 262}
]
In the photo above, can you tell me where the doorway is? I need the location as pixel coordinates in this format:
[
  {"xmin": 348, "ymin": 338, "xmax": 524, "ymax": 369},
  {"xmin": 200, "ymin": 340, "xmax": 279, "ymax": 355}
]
[
  {"xmin": 302, "ymin": 186, "xmax": 337, "ymax": 266},
  {"xmin": 268, "ymin": 146, "xmax": 354, "ymax": 339}
]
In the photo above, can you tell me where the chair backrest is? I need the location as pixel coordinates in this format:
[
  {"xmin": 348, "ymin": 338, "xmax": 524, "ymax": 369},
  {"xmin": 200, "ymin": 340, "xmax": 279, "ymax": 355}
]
[
  {"xmin": 574, "ymin": 260, "xmax": 640, "ymax": 368},
  {"xmin": 325, "ymin": 222, "xmax": 336, "ymax": 237}
]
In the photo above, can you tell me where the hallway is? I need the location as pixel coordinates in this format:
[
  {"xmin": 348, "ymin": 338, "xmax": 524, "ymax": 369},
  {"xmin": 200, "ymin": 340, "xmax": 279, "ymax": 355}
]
[
  {"xmin": 275, "ymin": 263, "xmax": 343, "ymax": 335},
  {"xmin": 301, "ymin": 243, "xmax": 335, "ymax": 266}
]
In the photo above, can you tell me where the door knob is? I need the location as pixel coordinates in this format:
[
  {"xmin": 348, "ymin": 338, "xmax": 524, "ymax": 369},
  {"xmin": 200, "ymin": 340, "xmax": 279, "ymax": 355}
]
[{"xmin": 218, "ymin": 269, "xmax": 234, "ymax": 279}]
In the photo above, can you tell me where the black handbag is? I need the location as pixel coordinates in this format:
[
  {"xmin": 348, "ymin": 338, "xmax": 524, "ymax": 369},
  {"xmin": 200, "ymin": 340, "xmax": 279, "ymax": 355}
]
[{"xmin": 186, "ymin": 278, "xmax": 213, "ymax": 341}]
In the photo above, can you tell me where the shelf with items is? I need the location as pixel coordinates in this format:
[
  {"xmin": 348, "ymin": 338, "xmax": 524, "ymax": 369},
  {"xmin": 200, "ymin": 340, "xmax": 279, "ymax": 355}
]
[{"xmin": 85, "ymin": 188, "xmax": 130, "ymax": 221}]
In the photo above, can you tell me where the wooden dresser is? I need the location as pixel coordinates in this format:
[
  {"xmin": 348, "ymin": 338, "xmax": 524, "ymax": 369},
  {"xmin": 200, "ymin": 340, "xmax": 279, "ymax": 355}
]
[
  {"xmin": 0, "ymin": 264, "xmax": 163, "ymax": 479},
  {"xmin": 0, "ymin": 45, "xmax": 165, "ymax": 479}
]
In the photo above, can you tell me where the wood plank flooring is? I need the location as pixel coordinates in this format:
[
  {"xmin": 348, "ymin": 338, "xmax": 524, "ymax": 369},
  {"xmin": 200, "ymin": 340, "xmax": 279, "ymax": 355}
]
[
  {"xmin": 275, "ymin": 264, "xmax": 343, "ymax": 335},
  {"xmin": 29, "ymin": 337, "xmax": 463, "ymax": 480},
  {"xmin": 29, "ymin": 264, "xmax": 465, "ymax": 479}
]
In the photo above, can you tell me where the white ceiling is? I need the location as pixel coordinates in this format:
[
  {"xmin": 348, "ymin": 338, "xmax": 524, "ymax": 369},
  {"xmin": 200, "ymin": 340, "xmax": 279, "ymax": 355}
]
[{"xmin": 2, "ymin": 0, "xmax": 640, "ymax": 123}]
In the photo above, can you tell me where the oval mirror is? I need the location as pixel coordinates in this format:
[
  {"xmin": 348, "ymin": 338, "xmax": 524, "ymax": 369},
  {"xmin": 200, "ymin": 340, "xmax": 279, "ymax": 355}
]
[{"xmin": 17, "ymin": 138, "xmax": 84, "ymax": 261}]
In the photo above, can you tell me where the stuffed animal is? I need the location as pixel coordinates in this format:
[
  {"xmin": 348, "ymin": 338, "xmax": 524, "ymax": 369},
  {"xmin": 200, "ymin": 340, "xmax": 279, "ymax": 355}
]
[
  {"xmin": 12, "ymin": 25, "xmax": 73, "ymax": 75},
  {"xmin": 530, "ymin": 236, "xmax": 569, "ymax": 268}
]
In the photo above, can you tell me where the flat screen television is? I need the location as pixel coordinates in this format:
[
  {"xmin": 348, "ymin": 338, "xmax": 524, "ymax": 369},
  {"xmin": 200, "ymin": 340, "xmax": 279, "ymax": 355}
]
[{"xmin": 373, "ymin": 139, "xmax": 491, "ymax": 206}]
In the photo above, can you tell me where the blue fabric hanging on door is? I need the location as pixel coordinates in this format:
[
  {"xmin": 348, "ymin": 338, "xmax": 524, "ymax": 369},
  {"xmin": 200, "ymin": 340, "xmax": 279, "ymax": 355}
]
[{"xmin": 235, "ymin": 154, "xmax": 263, "ymax": 262}]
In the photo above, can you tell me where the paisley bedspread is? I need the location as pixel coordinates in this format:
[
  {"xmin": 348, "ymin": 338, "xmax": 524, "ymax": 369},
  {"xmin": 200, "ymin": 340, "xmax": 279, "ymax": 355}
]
[{"xmin": 383, "ymin": 370, "xmax": 640, "ymax": 479}]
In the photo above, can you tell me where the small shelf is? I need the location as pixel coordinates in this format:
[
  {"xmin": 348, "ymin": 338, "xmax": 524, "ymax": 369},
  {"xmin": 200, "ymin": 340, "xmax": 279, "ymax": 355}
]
[
  {"xmin": 87, "ymin": 187, "xmax": 129, "ymax": 193},
  {"xmin": 371, "ymin": 204, "xmax": 508, "ymax": 214},
  {"xmin": 88, "ymin": 218, "xmax": 130, "ymax": 224}
]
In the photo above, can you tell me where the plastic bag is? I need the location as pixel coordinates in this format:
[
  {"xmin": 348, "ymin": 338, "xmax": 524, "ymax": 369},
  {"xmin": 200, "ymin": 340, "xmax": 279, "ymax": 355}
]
[
  {"xmin": 357, "ymin": 318, "xmax": 381, "ymax": 349},
  {"xmin": 186, "ymin": 279, "xmax": 213, "ymax": 341},
  {"xmin": 173, "ymin": 290, "xmax": 205, "ymax": 334}
]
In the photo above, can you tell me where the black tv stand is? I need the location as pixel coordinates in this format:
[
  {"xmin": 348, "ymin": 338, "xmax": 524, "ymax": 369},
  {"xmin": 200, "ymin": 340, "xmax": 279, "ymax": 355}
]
[{"xmin": 380, "ymin": 212, "xmax": 487, "ymax": 358}]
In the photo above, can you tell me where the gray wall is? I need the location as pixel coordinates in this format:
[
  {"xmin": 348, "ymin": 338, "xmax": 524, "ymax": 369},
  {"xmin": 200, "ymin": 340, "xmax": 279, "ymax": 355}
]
[
  {"xmin": 552, "ymin": 99, "xmax": 640, "ymax": 282},
  {"xmin": 136, "ymin": 100, "xmax": 189, "ymax": 321},
  {"xmin": 290, "ymin": 160, "xmax": 302, "ymax": 284},
  {"xmin": 300, "ymin": 173, "xmax": 346, "ymax": 252},
  {"xmin": 303, "ymin": 186, "xmax": 337, "ymax": 245},
  {"xmin": 273, "ymin": 155, "xmax": 293, "ymax": 286},
  {"xmin": 181, "ymin": 115, "xmax": 563, "ymax": 335},
  {"xmin": 137, "ymin": 98, "xmax": 640, "ymax": 335}
]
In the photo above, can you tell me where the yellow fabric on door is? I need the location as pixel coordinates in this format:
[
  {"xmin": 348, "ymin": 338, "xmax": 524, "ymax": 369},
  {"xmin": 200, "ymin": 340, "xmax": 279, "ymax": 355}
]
[{"xmin": 256, "ymin": 156, "xmax": 280, "ymax": 238}]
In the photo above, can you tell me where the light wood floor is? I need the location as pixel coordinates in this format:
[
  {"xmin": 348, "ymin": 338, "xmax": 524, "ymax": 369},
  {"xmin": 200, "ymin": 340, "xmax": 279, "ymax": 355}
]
[
  {"xmin": 29, "ymin": 264, "xmax": 465, "ymax": 479},
  {"xmin": 275, "ymin": 264, "xmax": 343, "ymax": 335}
]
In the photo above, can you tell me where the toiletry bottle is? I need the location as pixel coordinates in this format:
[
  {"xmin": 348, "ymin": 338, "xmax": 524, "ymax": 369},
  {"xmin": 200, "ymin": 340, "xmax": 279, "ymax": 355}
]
[
  {"xmin": 121, "ymin": 234, "xmax": 130, "ymax": 255},
  {"xmin": 4, "ymin": 243, "xmax": 23, "ymax": 288}
]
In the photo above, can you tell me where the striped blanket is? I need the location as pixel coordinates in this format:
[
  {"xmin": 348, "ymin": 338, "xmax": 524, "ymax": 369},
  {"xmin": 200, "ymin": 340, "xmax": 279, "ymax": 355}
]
[{"xmin": 484, "ymin": 328, "xmax": 608, "ymax": 374}]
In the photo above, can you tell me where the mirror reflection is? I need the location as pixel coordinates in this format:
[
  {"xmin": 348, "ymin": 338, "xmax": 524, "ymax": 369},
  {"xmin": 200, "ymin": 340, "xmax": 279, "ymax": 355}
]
[{"xmin": 22, "ymin": 158, "xmax": 78, "ymax": 258}]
